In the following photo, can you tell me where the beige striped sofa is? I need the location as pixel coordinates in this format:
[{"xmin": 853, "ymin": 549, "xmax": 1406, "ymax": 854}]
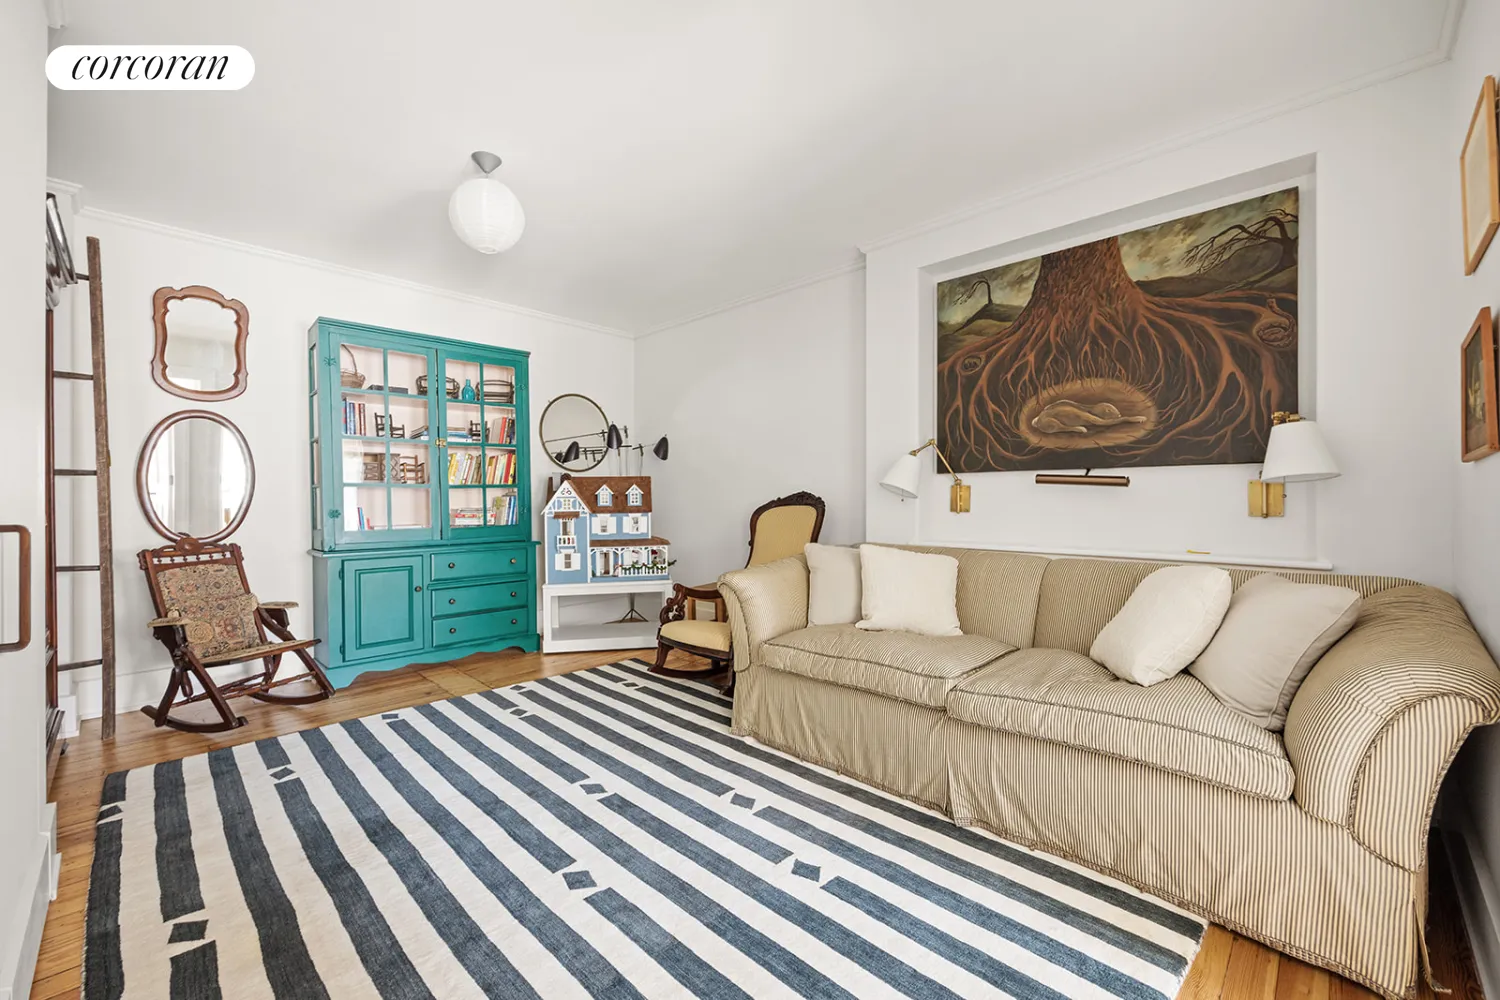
[{"xmin": 718, "ymin": 548, "xmax": 1500, "ymax": 999}]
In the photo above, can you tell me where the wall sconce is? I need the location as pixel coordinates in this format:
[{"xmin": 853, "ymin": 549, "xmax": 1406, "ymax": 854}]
[
  {"xmin": 880, "ymin": 438, "xmax": 971, "ymax": 513},
  {"xmin": 1249, "ymin": 412, "xmax": 1340, "ymax": 517}
]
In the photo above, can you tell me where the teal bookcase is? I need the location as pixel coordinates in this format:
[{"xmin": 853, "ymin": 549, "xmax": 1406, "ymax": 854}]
[{"xmin": 307, "ymin": 317, "xmax": 538, "ymax": 688}]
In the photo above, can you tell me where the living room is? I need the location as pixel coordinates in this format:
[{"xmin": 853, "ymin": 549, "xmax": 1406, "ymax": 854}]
[{"xmin": 4, "ymin": 1, "xmax": 1500, "ymax": 998}]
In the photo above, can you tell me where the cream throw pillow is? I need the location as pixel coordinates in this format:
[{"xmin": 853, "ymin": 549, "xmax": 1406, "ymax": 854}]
[
  {"xmin": 1090, "ymin": 565, "xmax": 1232, "ymax": 685},
  {"xmin": 805, "ymin": 543, "xmax": 862, "ymax": 625},
  {"xmin": 855, "ymin": 544, "xmax": 961, "ymax": 636},
  {"xmin": 1190, "ymin": 573, "xmax": 1361, "ymax": 731}
]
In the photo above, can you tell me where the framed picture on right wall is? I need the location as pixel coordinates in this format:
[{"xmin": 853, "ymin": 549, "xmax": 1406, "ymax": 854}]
[
  {"xmin": 1462, "ymin": 307, "xmax": 1499, "ymax": 461},
  {"xmin": 1461, "ymin": 75, "xmax": 1500, "ymax": 275}
]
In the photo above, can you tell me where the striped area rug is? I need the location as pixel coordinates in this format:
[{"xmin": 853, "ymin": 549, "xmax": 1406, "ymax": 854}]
[{"xmin": 84, "ymin": 660, "xmax": 1205, "ymax": 999}]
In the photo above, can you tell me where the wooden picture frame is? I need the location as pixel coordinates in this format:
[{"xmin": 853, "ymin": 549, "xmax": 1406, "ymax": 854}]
[
  {"xmin": 1461, "ymin": 307, "xmax": 1499, "ymax": 462},
  {"xmin": 1461, "ymin": 76, "xmax": 1500, "ymax": 275},
  {"xmin": 150, "ymin": 285, "xmax": 251, "ymax": 402}
]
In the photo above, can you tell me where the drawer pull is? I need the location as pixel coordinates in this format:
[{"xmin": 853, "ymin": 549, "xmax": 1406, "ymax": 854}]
[
  {"xmin": 511, "ymin": 618, "xmax": 518, "ymax": 625},
  {"xmin": 449, "ymin": 598, "xmax": 457, "ymax": 605},
  {"xmin": 449, "ymin": 627, "xmax": 457, "ymax": 634},
  {"xmin": 510, "ymin": 591, "xmax": 517, "ymax": 598},
  {"xmin": 509, "ymin": 557, "xmax": 517, "ymax": 564},
  {"xmin": 448, "ymin": 562, "xmax": 457, "ymax": 569}
]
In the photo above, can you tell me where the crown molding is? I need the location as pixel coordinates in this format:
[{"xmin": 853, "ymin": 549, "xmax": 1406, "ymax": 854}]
[
  {"xmin": 857, "ymin": 8, "xmax": 1463, "ymax": 254},
  {"xmin": 45, "ymin": 176, "xmax": 82, "ymax": 198},
  {"xmin": 71, "ymin": 203, "xmax": 636, "ymax": 340},
  {"xmin": 642, "ymin": 257, "xmax": 865, "ymax": 338}
]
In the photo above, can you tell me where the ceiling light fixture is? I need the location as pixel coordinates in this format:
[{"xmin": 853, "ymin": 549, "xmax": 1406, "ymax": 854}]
[{"xmin": 448, "ymin": 151, "xmax": 525, "ymax": 254}]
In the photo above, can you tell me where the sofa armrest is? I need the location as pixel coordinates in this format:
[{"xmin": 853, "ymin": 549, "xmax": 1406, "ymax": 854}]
[
  {"xmin": 1283, "ymin": 585, "xmax": 1500, "ymax": 868},
  {"xmin": 717, "ymin": 555, "xmax": 809, "ymax": 673}
]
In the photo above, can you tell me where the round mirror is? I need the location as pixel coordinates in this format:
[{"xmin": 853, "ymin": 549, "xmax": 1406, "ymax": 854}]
[
  {"xmin": 135, "ymin": 410, "xmax": 256, "ymax": 543},
  {"xmin": 151, "ymin": 285, "xmax": 249, "ymax": 401},
  {"xmin": 539, "ymin": 394, "xmax": 610, "ymax": 471}
]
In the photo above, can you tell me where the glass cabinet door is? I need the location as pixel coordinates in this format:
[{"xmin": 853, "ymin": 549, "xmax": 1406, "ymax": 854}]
[
  {"xmin": 435, "ymin": 348, "xmax": 526, "ymax": 539},
  {"xmin": 331, "ymin": 334, "xmax": 439, "ymax": 545}
]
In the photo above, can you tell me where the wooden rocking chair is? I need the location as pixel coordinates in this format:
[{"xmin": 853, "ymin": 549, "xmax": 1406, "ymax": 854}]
[{"xmin": 138, "ymin": 540, "xmax": 334, "ymax": 733}]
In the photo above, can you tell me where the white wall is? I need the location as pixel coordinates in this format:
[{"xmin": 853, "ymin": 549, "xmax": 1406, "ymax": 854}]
[
  {"xmin": 634, "ymin": 269, "xmax": 866, "ymax": 586},
  {"xmin": 57, "ymin": 210, "xmax": 637, "ymax": 719},
  {"xmin": 0, "ymin": 1, "xmax": 55, "ymax": 996},
  {"xmin": 1443, "ymin": 0, "xmax": 1500, "ymax": 988},
  {"xmin": 865, "ymin": 65, "xmax": 1455, "ymax": 582}
]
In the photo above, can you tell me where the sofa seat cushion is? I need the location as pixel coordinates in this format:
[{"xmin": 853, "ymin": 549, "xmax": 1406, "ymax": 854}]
[
  {"xmin": 948, "ymin": 647, "xmax": 1295, "ymax": 800},
  {"xmin": 763, "ymin": 625, "xmax": 1014, "ymax": 708}
]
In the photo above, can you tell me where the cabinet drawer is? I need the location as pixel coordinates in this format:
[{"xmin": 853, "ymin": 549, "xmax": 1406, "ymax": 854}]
[
  {"xmin": 430, "ymin": 545, "xmax": 532, "ymax": 583},
  {"xmin": 433, "ymin": 609, "xmax": 529, "ymax": 647},
  {"xmin": 433, "ymin": 581, "xmax": 528, "ymax": 618}
]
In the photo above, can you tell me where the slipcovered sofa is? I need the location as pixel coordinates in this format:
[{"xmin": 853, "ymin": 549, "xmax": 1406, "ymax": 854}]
[{"xmin": 717, "ymin": 547, "xmax": 1500, "ymax": 999}]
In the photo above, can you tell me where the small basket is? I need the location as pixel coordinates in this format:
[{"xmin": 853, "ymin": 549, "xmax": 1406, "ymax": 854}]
[
  {"xmin": 480, "ymin": 378, "xmax": 514, "ymax": 404},
  {"xmin": 340, "ymin": 344, "xmax": 365, "ymax": 389},
  {"xmin": 415, "ymin": 375, "xmax": 460, "ymax": 399}
]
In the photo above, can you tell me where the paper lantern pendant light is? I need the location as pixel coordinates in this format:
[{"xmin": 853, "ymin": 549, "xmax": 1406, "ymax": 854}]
[{"xmin": 448, "ymin": 151, "xmax": 525, "ymax": 254}]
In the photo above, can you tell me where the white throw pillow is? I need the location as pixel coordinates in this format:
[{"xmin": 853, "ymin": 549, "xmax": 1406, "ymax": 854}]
[
  {"xmin": 805, "ymin": 543, "xmax": 862, "ymax": 626},
  {"xmin": 1090, "ymin": 565, "xmax": 1232, "ymax": 685},
  {"xmin": 856, "ymin": 544, "xmax": 961, "ymax": 637},
  {"xmin": 1190, "ymin": 573, "xmax": 1361, "ymax": 731}
]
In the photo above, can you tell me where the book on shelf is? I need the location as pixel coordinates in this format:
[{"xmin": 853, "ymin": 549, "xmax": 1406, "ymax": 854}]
[
  {"xmin": 485, "ymin": 415, "xmax": 516, "ymax": 445},
  {"xmin": 487, "ymin": 493, "xmax": 519, "ymax": 526}
]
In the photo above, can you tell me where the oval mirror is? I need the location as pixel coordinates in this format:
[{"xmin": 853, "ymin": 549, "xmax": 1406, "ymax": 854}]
[
  {"xmin": 136, "ymin": 410, "xmax": 256, "ymax": 543},
  {"xmin": 151, "ymin": 285, "xmax": 250, "ymax": 401},
  {"xmin": 539, "ymin": 393, "xmax": 610, "ymax": 471}
]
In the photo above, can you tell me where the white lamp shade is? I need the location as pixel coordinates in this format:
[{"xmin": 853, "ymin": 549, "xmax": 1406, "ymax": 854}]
[
  {"xmin": 879, "ymin": 452, "xmax": 921, "ymax": 498},
  {"xmin": 1260, "ymin": 419, "xmax": 1339, "ymax": 483},
  {"xmin": 448, "ymin": 176, "xmax": 525, "ymax": 253}
]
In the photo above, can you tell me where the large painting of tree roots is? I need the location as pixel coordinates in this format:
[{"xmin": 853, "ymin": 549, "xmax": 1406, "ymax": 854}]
[{"xmin": 936, "ymin": 187, "xmax": 1299, "ymax": 473}]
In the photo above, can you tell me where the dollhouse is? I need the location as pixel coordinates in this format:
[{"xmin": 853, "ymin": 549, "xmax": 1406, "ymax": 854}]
[{"xmin": 541, "ymin": 476, "xmax": 670, "ymax": 583}]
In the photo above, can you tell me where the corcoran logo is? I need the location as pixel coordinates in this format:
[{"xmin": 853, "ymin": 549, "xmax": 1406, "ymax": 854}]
[{"xmin": 46, "ymin": 45, "xmax": 254, "ymax": 90}]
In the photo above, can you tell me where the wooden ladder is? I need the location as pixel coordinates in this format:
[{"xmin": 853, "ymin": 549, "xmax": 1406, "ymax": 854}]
[{"xmin": 45, "ymin": 235, "xmax": 117, "ymax": 740}]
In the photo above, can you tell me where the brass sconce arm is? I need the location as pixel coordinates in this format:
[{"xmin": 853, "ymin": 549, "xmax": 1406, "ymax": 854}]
[{"xmin": 912, "ymin": 438, "xmax": 971, "ymax": 513}]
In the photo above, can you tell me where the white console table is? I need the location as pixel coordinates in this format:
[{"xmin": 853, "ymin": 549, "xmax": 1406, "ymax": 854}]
[{"xmin": 540, "ymin": 579, "xmax": 676, "ymax": 653}]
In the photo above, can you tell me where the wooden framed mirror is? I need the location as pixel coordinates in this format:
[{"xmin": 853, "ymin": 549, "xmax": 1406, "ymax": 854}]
[
  {"xmin": 540, "ymin": 393, "xmax": 611, "ymax": 471},
  {"xmin": 151, "ymin": 285, "xmax": 249, "ymax": 401},
  {"xmin": 136, "ymin": 410, "xmax": 256, "ymax": 544}
]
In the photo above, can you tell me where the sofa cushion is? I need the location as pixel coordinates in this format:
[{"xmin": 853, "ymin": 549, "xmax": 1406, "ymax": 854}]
[
  {"xmin": 947, "ymin": 647, "xmax": 1295, "ymax": 800},
  {"xmin": 763, "ymin": 624, "xmax": 1013, "ymax": 708},
  {"xmin": 903, "ymin": 547, "xmax": 1051, "ymax": 648},
  {"xmin": 856, "ymin": 545, "xmax": 961, "ymax": 636},
  {"xmin": 1090, "ymin": 565, "xmax": 1232, "ymax": 685}
]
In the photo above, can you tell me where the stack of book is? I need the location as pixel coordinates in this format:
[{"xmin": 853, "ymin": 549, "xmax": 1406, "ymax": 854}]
[
  {"xmin": 486, "ymin": 415, "xmax": 516, "ymax": 445},
  {"xmin": 446, "ymin": 450, "xmax": 518, "ymax": 485},
  {"xmin": 343, "ymin": 400, "xmax": 370, "ymax": 436},
  {"xmin": 488, "ymin": 493, "xmax": 519, "ymax": 526},
  {"xmin": 450, "ymin": 507, "xmax": 485, "ymax": 527}
]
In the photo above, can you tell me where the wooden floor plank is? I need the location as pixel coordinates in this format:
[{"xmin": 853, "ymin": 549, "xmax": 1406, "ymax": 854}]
[
  {"xmin": 26, "ymin": 646, "xmax": 1485, "ymax": 1000},
  {"xmin": 1181, "ymin": 924, "xmax": 1235, "ymax": 999}
]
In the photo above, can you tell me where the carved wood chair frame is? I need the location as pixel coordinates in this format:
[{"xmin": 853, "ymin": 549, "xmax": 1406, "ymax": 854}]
[
  {"xmin": 653, "ymin": 491, "xmax": 826, "ymax": 687},
  {"xmin": 137, "ymin": 539, "xmax": 333, "ymax": 733}
]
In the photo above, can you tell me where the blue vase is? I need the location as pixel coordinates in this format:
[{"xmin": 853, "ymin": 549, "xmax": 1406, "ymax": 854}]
[{"xmin": 460, "ymin": 378, "xmax": 476, "ymax": 402}]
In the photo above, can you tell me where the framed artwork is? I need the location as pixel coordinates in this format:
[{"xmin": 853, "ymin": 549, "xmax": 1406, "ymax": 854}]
[
  {"xmin": 937, "ymin": 187, "xmax": 1299, "ymax": 473},
  {"xmin": 1462, "ymin": 307, "xmax": 1498, "ymax": 462},
  {"xmin": 1461, "ymin": 75, "xmax": 1500, "ymax": 275}
]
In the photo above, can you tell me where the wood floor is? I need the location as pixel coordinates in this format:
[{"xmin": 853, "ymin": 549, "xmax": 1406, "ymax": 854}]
[{"xmin": 30, "ymin": 646, "xmax": 1484, "ymax": 1000}]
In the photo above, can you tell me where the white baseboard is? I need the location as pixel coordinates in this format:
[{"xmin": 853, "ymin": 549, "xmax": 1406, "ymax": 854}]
[
  {"xmin": 68, "ymin": 661, "xmax": 257, "ymax": 721},
  {"xmin": 2, "ymin": 806, "xmax": 58, "ymax": 1000},
  {"xmin": 1442, "ymin": 800, "xmax": 1500, "ymax": 999}
]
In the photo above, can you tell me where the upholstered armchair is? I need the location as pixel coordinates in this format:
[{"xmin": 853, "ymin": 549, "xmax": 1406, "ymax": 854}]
[
  {"xmin": 654, "ymin": 491, "xmax": 825, "ymax": 683},
  {"xmin": 139, "ymin": 540, "xmax": 334, "ymax": 733}
]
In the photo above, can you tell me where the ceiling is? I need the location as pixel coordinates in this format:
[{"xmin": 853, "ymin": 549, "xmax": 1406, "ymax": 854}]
[{"xmin": 47, "ymin": 0, "xmax": 1454, "ymax": 334}]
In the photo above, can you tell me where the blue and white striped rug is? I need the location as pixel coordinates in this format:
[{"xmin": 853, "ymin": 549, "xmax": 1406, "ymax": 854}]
[{"xmin": 84, "ymin": 660, "xmax": 1205, "ymax": 999}]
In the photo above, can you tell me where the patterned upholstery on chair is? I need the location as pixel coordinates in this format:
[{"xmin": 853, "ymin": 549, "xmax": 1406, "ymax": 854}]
[
  {"xmin": 155, "ymin": 563, "xmax": 262, "ymax": 658},
  {"xmin": 748, "ymin": 505, "xmax": 820, "ymax": 566}
]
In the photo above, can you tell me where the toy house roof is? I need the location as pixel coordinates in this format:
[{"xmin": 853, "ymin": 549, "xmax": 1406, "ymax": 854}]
[
  {"xmin": 541, "ymin": 478, "xmax": 593, "ymax": 514},
  {"xmin": 592, "ymin": 535, "xmax": 670, "ymax": 547},
  {"xmin": 559, "ymin": 476, "xmax": 653, "ymax": 512}
]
